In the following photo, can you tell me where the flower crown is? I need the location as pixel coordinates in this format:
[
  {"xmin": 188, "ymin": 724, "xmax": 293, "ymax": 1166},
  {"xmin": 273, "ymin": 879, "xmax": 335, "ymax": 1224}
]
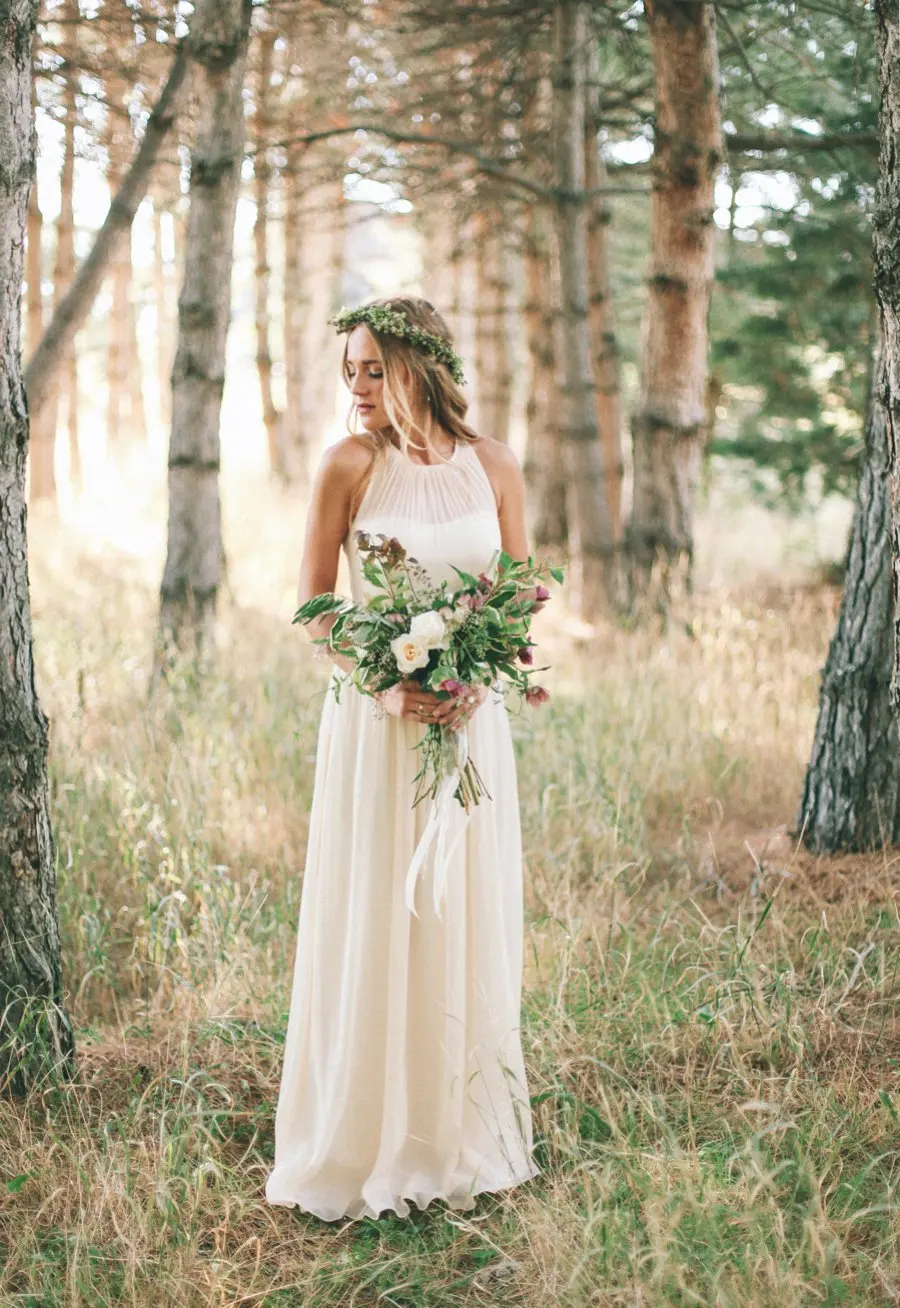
[{"xmin": 330, "ymin": 303, "xmax": 467, "ymax": 386}]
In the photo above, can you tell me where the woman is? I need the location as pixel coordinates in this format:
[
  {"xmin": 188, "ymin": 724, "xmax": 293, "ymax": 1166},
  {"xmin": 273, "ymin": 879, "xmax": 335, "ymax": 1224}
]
[{"xmin": 264, "ymin": 295, "xmax": 547, "ymax": 1222}]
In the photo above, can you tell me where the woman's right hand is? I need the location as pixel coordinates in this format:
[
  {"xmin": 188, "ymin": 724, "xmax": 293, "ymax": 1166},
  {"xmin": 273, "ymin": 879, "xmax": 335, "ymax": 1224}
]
[{"xmin": 375, "ymin": 679, "xmax": 449, "ymax": 724}]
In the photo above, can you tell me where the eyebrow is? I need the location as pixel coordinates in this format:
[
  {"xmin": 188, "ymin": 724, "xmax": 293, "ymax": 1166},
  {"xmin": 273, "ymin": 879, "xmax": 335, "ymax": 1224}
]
[{"xmin": 348, "ymin": 359, "xmax": 382, "ymax": 365}]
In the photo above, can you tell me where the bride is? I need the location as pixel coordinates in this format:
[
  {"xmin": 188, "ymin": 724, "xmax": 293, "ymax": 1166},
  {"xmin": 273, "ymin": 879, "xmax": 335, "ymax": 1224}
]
[{"xmin": 264, "ymin": 295, "xmax": 548, "ymax": 1222}]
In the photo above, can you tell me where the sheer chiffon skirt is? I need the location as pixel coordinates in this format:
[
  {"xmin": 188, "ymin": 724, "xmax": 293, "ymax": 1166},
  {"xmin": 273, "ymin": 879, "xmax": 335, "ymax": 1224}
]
[{"xmin": 264, "ymin": 672, "xmax": 539, "ymax": 1222}]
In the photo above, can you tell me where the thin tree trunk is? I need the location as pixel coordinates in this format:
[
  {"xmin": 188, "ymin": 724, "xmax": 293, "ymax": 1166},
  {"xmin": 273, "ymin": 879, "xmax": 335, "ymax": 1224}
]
[
  {"xmin": 523, "ymin": 206, "xmax": 566, "ymax": 549},
  {"xmin": 253, "ymin": 26, "xmax": 283, "ymax": 479},
  {"xmin": 797, "ymin": 339, "xmax": 900, "ymax": 849},
  {"xmin": 282, "ymin": 139, "xmax": 310, "ymax": 485},
  {"xmin": 584, "ymin": 44, "xmax": 623, "ymax": 539},
  {"xmin": 473, "ymin": 214, "xmax": 512, "ymax": 444},
  {"xmin": 105, "ymin": 100, "xmax": 129, "ymax": 446},
  {"xmin": 157, "ymin": 0, "xmax": 252, "ymax": 666},
  {"xmin": 26, "ymin": 140, "xmax": 55, "ymax": 502},
  {"xmin": 152, "ymin": 196, "xmax": 176, "ymax": 432},
  {"xmin": 25, "ymin": 39, "xmax": 190, "ymax": 417},
  {"xmin": 304, "ymin": 180, "xmax": 345, "ymax": 438},
  {"xmin": 0, "ymin": 0, "xmax": 75, "ymax": 1095},
  {"xmin": 56, "ymin": 39, "xmax": 79, "ymax": 485},
  {"xmin": 625, "ymin": 0, "xmax": 723, "ymax": 608},
  {"xmin": 873, "ymin": 0, "xmax": 900, "ymax": 748},
  {"xmin": 552, "ymin": 0, "xmax": 613, "ymax": 617}
]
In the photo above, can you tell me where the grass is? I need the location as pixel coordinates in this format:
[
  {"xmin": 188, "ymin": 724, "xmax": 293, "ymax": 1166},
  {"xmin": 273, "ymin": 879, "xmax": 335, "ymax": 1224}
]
[{"xmin": 1, "ymin": 471, "xmax": 898, "ymax": 1307}]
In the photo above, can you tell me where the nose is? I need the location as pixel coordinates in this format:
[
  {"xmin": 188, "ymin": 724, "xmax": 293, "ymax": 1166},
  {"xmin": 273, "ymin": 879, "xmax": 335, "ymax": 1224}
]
[{"xmin": 350, "ymin": 376, "xmax": 370, "ymax": 398}]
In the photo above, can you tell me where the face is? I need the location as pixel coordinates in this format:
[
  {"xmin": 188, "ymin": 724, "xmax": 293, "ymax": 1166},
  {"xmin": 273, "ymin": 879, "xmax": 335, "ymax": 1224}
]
[{"xmin": 345, "ymin": 324, "xmax": 387, "ymax": 430}]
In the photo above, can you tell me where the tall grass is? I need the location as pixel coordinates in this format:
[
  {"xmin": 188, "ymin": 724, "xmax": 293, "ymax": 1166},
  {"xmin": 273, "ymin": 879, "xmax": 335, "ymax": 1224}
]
[{"xmin": 2, "ymin": 480, "xmax": 897, "ymax": 1307}]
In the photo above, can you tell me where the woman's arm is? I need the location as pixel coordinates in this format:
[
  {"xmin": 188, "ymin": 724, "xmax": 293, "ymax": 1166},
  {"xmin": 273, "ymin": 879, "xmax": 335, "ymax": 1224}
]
[
  {"xmin": 493, "ymin": 443, "xmax": 549, "ymax": 616},
  {"xmin": 297, "ymin": 438, "xmax": 371, "ymax": 675}
]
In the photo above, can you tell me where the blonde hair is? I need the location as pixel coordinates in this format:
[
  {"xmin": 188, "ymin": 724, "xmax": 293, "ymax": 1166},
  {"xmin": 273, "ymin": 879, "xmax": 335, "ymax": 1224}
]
[{"xmin": 339, "ymin": 295, "xmax": 479, "ymax": 466}]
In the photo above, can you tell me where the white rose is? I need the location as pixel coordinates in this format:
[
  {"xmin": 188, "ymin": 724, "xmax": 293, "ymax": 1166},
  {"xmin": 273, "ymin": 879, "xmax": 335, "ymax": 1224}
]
[
  {"xmin": 390, "ymin": 632, "xmax": 431, "ymax": 674},
  {"xmin": 409, "ymin": 609, "xmax": 450, "ymax": 649}
]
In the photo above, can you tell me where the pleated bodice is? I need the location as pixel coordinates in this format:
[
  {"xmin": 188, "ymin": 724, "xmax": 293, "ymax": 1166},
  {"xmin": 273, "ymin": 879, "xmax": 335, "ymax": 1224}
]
[{"xmin": 344, "ymin": 439, "xmax": 502, "ymax": 601}]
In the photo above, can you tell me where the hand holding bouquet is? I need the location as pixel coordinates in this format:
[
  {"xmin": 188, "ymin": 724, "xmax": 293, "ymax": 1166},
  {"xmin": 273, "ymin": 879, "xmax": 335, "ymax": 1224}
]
[
  {"xmin": 293, "ymin": 530, "xmax": 563, "ymax": 814},
  {"xmin": 293, "ymin": 531, "xmax": 563, "ymax": 916}
]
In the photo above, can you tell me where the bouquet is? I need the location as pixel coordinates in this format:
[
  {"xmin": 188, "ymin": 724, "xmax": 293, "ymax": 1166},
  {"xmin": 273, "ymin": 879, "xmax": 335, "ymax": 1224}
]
[{"xmin": 293, "ymin": 530, "xmax": 563, "ymax": 915}]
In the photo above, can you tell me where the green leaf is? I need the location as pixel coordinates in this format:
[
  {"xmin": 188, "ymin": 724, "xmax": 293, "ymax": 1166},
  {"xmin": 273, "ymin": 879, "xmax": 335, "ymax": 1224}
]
[{"xmin": 448, "ymin": 564, "xmax": 479, "ymax": 589}]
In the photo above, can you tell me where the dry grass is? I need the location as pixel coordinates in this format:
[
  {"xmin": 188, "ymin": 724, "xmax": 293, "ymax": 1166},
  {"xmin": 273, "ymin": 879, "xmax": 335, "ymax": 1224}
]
[{"xmin": 1, "ymin": 474, "xmax": 898, "ymax": 1307}]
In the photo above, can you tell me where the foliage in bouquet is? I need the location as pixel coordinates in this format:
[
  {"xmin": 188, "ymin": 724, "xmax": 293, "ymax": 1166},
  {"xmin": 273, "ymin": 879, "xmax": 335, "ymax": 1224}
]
[{"xmin": 293, "ymin": 530, "xmax": 563, "ymax": 811}]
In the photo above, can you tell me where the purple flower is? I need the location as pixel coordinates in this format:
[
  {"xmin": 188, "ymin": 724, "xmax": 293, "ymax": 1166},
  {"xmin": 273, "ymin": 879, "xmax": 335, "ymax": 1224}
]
[
  {"xmin": 440, "ymin": 678, "xmax": 463, "ymax": 697},
  {"xmin": 535, "ymin": 584, "xmax": 550, "ymax": 602},
  {"xmin": 518, "ymin": 646, "xmax": 534, "ymax": 665},
  {"xmin": 386, "ymin": 612, "xmax": 407, "ymax": 625},
  {"xmin": 477, "ymin": 573, "xmax": 493, "ymax": 593},
  {"xmin": 525, "ymin": 685, "xmax": 551, "ymax": 707},
  {"xmin": 465, "ymin": 591, "xmax": 487, "ymax": 610}
]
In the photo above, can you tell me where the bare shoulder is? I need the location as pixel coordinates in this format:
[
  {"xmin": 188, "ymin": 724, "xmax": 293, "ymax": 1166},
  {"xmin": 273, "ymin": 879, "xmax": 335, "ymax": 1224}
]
[
  {"xmin": 470, "ymin": 434, "xmax": 520, "ymax": 471},
  {"xmin": 315, "ymin": 434, "xmax": 376, "ymax": 485},
  {"xmin": 469, "ymin": 435, "xmax": 522, "ymax": 504}
]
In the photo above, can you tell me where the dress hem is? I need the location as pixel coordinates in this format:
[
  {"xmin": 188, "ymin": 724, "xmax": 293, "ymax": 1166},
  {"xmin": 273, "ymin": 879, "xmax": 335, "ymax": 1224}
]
[{"xmin": 265, "ymin": 1161, "xmax": 541, "ymax": 1224}]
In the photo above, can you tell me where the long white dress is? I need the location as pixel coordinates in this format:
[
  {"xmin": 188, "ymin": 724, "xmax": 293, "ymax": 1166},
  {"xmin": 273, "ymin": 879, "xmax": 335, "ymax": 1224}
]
[{"xmin": 264, "ymin": 437, "xmax": 540, "ymax": 1222}]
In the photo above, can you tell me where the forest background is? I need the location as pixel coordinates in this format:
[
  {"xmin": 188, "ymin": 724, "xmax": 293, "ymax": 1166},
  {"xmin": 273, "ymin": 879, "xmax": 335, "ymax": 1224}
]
[{"xmin": 1, "ymin": 1, "xmax": 899, "ymax": 1305}]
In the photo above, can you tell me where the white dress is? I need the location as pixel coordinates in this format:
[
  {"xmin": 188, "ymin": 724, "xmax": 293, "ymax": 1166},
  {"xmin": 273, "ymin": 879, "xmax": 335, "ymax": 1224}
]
[{"xmin": 264, "ymin": 437, "xmax": 540, "ymax": 1222}]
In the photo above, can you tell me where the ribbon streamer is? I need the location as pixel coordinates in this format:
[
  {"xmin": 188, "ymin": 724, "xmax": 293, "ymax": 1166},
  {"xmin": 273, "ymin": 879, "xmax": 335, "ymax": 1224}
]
[{"xmin": 404, "ymin": 725, "xmax": 472, "ymax": 919}]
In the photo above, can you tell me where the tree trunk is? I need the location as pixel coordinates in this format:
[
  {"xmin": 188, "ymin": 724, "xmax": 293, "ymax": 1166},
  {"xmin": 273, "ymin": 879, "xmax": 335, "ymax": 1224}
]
[
  {"xmin": 26, "ymin": 131, "xmax": 55, "ymax": 503},
  {"xmin": 797, "ymin": 340, "xmax": 900, "ymax": 849},
  {"xmin": 584, "ymin": 44, "xmax": 624, "ymax": 540},
  {"xmin": 473, "ymin": 213, "xmax": 512, "ymax": 444},
  {"xmin": 253, "ymin": 25, "xmax": 283, "ymax": 479},
  {"xmin": 104, "ymin": 99, "xmax": 130, "ymax": 446},
  {"xmin": 0, "ymin": 0, "xmax": 76, "ymax": 1096},
  {"xmin": 152, "ymin": 196, "xmax": 176, "ymax": 433},
  {"xmin": 157, "ymin": 0, "xmax": 252, "ymax": 666},
  {"xmin": 625, "ymin": 0, "xmax": 723, "ymax": 609},
  {"xmin": 873, "ymin": 1, "xmax": 900, "ymax": 752},
  {"xmin": 25, "ymin": 39, "xmax": 189, "ymax": 417},
  {"xmin": 522, "ymin": 205, "xmax": 567, "ymax": 550},
  {"xmin": 552, "ymin": 0, "xmax": 613, "ymax": 617},
  {"xmin": 303, "ymin": 180, "xmax": 345, "ymax": 439},
  {"xmin": 56, "ymin": 37, "xmax": 79, "ymax": 485},
  {"xmin": 282, "ymin": 138, "xmax": 310, "ymax": 485}
]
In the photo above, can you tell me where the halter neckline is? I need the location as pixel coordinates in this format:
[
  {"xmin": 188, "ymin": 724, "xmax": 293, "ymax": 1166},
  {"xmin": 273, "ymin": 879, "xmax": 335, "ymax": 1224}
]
[{"xmin": 386, "ymin": 438, "xmax": 460, "ymax": 470}]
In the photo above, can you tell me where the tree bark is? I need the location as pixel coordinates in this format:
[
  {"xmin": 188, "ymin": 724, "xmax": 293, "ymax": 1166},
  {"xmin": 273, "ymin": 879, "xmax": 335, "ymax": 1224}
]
[
  {"xmin": 55, "ymin": 34, "xmax": 79, "ymax": 484},
  {"xmin": 522, "ymin": 205, "xmax": 567, "ymax": 550},
  {"xmin": 282, "ymin": 137, "xmax": 310, "ymax": 485},
  {"xmin": 473, "ymin": 212, "xmax": 512, "ymax": 444},
  {"xmin": 152, "ymin": 194, "xmax": 177, "ymax": 433},
  {"xmin": 25, "ymin": 112, "xmax": 55, "ymax": 503},
  {"xmin": 552, "ymin": 0, "xmax": 613, "ymax": 616},
  {"xmin": 584, "ymin": 43, "xmax": 624, "ymax": 540},
  {"xmin": 157, "ymin": 0, "xmax": 252, "ymax": 664},
  {"xmin": 625, "ymin": 0, "xmax": 723, "ymax": 609},
  {"xmin": 25, "ymin": 39, "xmax": 190, "ymax": 417},
  {"xmin": 797, "ymin": 340, "xmax": 900, "ymax": 850},
  {"xmin": 873, "ymin": 1, "xmax": 900, "ymax": 751},
  {"xmin": 303, "ymin": 179, "xmax": 345, "ymax": 438},
  {"xmin": 104, "ymin": 94, "xmax": 130, "ymax": 446},
  {"xmin": 0, "ymin": 0, "xmax": 76, "ymax": 1095},
  {"xmin": 253, "ymin": 25, "xmax": 283, "ymax": 479}
]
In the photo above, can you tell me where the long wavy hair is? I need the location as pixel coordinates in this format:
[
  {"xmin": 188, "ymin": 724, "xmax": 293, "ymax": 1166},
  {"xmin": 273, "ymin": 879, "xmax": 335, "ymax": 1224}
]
[{"xmin": 339, "ymin": 295, "xmax": 478, "ymax": 467}]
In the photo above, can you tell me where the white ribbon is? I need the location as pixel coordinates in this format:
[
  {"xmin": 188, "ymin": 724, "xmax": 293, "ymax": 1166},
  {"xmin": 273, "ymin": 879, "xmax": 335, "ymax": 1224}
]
[{"xmin": 404, "ymin": 725, "xmax": 473, "ymax": 919}]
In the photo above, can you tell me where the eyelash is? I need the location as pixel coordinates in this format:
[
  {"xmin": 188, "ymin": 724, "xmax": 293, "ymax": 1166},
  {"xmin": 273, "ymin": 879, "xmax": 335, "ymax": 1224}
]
[{"xmin": 348, "ymin": 368, "xmax": 383, "ymax": 380}]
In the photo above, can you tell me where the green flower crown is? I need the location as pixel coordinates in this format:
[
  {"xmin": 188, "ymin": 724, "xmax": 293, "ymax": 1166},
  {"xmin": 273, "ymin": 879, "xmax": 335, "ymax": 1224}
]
[{"xmin": 330, "ymin": 303, "xmax": 467, "ymax": 386}]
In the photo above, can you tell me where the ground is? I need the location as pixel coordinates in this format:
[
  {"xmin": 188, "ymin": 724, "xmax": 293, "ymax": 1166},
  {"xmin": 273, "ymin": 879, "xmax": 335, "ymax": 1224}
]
[{"xmin": 1, "ymin": 468, "xmax": 897, "ymax": 1307}]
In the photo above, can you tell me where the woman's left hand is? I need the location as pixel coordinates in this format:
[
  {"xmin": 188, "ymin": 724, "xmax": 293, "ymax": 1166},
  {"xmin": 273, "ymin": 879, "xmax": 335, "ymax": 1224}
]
[{"xmin": 433, "ymin": 682, "xmax": 490, "ymax": 731}]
